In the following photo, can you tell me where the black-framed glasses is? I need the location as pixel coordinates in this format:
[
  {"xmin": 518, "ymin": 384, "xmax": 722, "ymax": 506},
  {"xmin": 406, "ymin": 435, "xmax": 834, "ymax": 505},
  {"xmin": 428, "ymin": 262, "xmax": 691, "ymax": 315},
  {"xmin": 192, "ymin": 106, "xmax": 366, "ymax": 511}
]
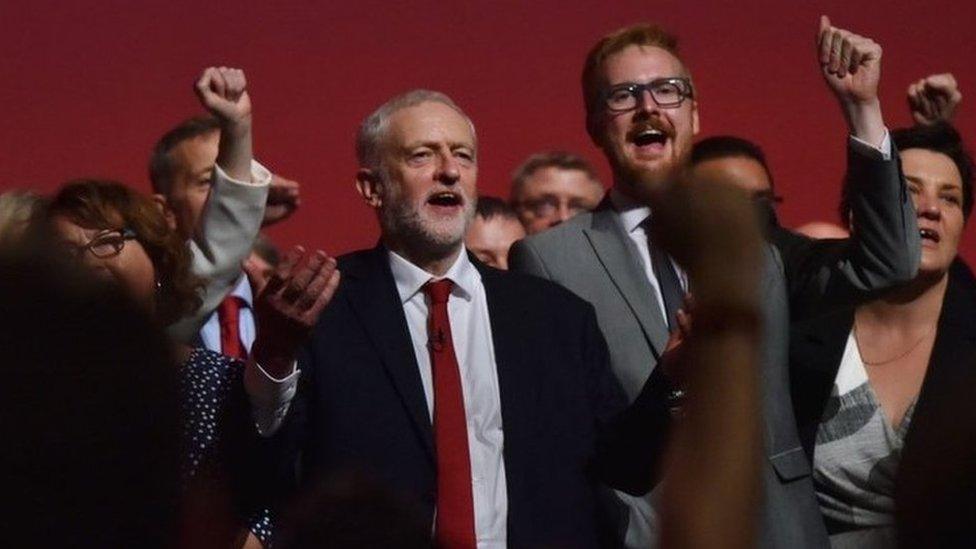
[
  {"xmin": 65, "ymin": 228, "xmax": 138, "ymax": 259},
  {"xmin": 603, "ymin": 78, "xmax": 694, "ymax": 112}
]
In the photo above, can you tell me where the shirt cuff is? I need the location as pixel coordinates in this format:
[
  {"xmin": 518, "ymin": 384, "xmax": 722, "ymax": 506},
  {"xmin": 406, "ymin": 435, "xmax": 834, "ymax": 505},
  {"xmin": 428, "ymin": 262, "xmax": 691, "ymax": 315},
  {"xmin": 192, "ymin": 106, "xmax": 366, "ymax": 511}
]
[
  {"xmin": 849, "ymin": 129, "xmax": 892, "ymax": 161},
  {"xmin": 244, "ymin": 358, "xmax": 299, "ymax": 436},
  {"xmin": 213, "ymin": 160, "xmax": 273, "ymax": 188}
]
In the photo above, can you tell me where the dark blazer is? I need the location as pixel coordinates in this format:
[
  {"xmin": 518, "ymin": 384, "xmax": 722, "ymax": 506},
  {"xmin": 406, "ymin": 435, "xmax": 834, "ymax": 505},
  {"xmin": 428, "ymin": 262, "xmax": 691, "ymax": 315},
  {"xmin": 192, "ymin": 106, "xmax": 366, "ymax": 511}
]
[
  {"xmin": 790, "ymin": 259, "xmax": 976, "ymax": 546},
  {"xmin": 275, "ymin": 246, "xmax": 671, "ymax": 548}
]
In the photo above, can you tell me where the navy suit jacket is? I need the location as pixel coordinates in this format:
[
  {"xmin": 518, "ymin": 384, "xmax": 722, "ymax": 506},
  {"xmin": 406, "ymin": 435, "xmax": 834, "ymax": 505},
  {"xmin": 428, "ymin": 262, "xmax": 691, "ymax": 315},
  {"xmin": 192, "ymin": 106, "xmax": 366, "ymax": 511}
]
[{"xmin": 274, "ymin": 246, "xmax": 671, "ymax": 547}]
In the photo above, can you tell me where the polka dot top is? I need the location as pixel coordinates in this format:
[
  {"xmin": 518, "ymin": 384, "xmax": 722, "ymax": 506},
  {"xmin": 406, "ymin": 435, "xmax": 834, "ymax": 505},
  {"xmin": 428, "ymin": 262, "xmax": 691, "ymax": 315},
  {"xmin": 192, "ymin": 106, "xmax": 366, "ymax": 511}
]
[{"xmin": 180, "ymin": 348, "xmax": 273, "ymax": 546}]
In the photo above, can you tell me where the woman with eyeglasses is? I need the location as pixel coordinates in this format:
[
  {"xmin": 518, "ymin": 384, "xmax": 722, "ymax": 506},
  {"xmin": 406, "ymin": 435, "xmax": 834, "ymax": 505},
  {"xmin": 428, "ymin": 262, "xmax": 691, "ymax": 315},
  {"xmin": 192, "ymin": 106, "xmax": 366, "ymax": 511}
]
[{"xmin": 46, "ymin": 178, "xmax": 339, "ymax": 548}]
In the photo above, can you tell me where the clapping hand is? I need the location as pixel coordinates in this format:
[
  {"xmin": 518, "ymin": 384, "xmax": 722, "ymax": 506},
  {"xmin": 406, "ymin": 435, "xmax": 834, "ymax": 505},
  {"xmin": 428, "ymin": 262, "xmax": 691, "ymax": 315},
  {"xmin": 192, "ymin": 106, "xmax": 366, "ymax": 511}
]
[{"xmin": 251, "ymin": 246, "xmax": 341, "ymax": 377}]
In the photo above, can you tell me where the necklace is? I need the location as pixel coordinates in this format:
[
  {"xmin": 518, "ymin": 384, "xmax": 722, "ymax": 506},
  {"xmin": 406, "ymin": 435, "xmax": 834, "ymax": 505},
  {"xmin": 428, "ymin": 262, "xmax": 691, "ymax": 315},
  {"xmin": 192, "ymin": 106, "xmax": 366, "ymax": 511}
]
[{"xmin": 853, "ymin": 320, "xmax": 936, "ymax": 366}]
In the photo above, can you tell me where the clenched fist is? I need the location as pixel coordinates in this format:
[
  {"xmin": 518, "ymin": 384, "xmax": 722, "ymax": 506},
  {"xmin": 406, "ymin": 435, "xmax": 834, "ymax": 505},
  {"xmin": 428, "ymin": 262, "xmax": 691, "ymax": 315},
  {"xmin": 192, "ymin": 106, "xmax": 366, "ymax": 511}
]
[
  {"xmin": 817, "ymin": 16, "xmax": 881, "ymax": 104},
  {"xmin": 817, "ymin": 16, "xmax": 886, "ymax": 146},
  {"xmin": 908, "ymin": 73, "xmax": 962, "ymax": 126},
  {"xmin": 195, "ymin": 66, "xmax": 252, "ymax": 130}
]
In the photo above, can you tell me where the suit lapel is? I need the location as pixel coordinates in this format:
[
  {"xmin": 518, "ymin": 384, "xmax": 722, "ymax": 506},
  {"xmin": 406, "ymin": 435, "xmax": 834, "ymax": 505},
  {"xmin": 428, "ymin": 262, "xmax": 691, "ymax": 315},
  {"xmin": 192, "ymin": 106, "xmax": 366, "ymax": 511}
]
[
  {"xmin": 343, "ymin": 246, "xmax": 435, "ymax": 459},
  {"xmin": 477, "ymin": 261, "xmax": 542, "ymax": 520},
  {"xmin": 789, "ymin": 307, "xmax": 853, "ymax": 455},
  {"xmin": 583, "ymin": 205, "xmax": 669, "ymax": 357},
  {"xmin": 905, "ymin": 261, "xmax": 976, "ymax": 452}
]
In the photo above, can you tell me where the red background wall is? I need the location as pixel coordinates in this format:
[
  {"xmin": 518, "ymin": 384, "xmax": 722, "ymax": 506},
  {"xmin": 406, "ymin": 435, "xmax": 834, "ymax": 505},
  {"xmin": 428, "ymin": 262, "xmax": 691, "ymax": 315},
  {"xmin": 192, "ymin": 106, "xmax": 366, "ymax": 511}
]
[{"xmin": 2, "ymin": 0, "xmax": 974, "ymax": 260}]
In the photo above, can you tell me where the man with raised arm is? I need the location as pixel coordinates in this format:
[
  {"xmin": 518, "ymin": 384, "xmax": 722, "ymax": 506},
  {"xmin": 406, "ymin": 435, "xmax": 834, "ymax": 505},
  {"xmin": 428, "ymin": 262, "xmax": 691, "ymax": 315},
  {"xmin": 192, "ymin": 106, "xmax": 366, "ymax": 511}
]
[
  {"xmin": 510, "ymin": 17, "xmax": 919, "ymax": 548},
  {"xmin": 152, "ymin": 67, "xmax": 300, "ymax": 346}
]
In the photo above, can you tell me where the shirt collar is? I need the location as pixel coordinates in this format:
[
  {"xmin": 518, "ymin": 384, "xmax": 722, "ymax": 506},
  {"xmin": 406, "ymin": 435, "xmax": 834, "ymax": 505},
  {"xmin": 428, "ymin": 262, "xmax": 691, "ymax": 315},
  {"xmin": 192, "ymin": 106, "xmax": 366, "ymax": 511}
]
[
  {"xmin": 387, "ymin": 247, "xmax": 479, "ymax": 304},
  {"xmin": 609, "ymin": 188, "xmax": 652, "ymax": 234},
  {"xmin": 231, "ymin": 275, "xmax": 254, "ymax": 307}
]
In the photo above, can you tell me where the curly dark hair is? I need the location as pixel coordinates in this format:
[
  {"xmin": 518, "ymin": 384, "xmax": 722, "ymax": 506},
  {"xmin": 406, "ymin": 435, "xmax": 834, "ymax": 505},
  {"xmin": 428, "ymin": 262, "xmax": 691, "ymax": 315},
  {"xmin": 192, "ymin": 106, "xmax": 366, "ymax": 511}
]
[{"xmin": 46, "ymin": 179, "xmax": 202, "ymax": 327}]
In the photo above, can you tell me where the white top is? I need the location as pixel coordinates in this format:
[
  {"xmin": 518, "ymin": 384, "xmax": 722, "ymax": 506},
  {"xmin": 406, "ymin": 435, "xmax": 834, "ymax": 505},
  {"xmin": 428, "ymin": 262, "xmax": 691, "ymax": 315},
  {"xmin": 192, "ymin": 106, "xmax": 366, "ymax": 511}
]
[
  {"xmin": 245, "ymin": 248, "xmax": 508, "ymax": 548},
  {"xmin": 812, "ymin": 331, "xmax": 910, "ymax": 547}
]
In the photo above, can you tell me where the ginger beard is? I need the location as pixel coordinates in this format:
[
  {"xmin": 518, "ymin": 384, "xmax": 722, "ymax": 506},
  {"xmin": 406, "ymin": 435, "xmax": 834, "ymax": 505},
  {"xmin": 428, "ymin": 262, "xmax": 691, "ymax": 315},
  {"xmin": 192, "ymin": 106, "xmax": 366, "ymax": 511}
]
[{"xmin": 593, "ymin": 45, "xmax": 699, "ymax": 204}]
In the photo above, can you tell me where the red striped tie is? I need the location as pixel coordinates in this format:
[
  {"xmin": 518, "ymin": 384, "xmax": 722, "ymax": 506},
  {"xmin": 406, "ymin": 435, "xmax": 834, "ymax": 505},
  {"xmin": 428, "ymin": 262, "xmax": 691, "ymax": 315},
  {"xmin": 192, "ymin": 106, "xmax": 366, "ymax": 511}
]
[{"xmin": 423, "ymin": 279, "xmax": 476, "ymax": 549}]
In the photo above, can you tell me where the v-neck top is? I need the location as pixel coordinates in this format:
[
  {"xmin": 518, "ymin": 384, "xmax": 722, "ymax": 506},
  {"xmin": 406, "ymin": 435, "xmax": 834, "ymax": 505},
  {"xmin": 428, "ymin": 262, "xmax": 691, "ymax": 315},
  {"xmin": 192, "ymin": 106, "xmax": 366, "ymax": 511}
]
[{"xmin": 812, "ymin": 331, "xmax": 916, "ymax": 548}]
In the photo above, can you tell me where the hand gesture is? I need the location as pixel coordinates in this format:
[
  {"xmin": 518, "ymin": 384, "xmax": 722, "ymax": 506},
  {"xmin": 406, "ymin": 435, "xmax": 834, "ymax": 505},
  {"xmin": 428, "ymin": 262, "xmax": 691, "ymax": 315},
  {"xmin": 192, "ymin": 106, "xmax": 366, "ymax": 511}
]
[
  {"xmin": 251, "ymin": 246, "xmax": 341, "ymax": 377},
  {"xmin": 263, "ymin": 174, "xmax": 302, "ymax": 227},
  {"xmin": 817, "ymin": 16, "xmax": 882, "ymax": 105},
  {"xmin": 659, "ymin": 298, "xmax": 694, "ymax": 386},
  {"xmin": 194, "ymin": 66, "xmax": 252, "ymax": 128},
  {"xmin": 908, "ymin": 73, "xmax": 962, "ymax": 125}
]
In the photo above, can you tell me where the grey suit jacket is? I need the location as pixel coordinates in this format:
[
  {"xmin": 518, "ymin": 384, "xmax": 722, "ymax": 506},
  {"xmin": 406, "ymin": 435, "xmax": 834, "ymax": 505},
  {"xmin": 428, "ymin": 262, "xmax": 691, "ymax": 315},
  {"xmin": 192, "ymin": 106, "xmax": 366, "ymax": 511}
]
[
  {"xmin": 509, "ymin": 139, "xmax": 920, "ymax": 548},
  {"xmin": 169, "ymin": 161, "xmax": 269, "ymax": 342}
]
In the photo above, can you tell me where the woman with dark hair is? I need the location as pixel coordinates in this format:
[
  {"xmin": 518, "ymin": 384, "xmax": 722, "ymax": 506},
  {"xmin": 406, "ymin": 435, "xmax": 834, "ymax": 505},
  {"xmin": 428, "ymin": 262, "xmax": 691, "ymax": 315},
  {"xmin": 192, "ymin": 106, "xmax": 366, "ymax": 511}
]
[
  {"xmin": 791, "ymin": 122, "xmax": 976, "ymax": 548},
  {"xmin": 46, "ymin": 178, "xmax": 339, "ymax": 548}
]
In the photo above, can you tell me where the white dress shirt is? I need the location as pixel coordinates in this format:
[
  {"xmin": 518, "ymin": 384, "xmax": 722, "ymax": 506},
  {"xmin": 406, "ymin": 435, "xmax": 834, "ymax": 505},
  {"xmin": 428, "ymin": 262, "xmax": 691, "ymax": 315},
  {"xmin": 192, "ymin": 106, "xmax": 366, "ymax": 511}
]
[
  {"xmin": 608, "ymin": 189, "xmax": 688, "ymax": 326},
  {"xmin": 245, "ymin": 248, "xmax": 508, "ymax": 548},
  {"xmin": 199, "ymin": 275, "xmax": 256, "ymax": 354}
]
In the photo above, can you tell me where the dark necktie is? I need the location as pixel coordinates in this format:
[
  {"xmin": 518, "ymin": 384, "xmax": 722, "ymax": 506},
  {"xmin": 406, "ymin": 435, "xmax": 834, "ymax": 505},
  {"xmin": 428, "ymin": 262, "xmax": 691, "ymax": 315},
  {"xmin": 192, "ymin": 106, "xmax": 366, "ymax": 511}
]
[
  {"xmin": 423, "ymin": 279, "xmax": 477, "ymax": 549},
  {"xmin": 217, "ymin": 295, "xmax": 247, "ymax": 359},
  {"xmin": 644, "ymin": 219, "xmax": 684, "ymax": 332}
]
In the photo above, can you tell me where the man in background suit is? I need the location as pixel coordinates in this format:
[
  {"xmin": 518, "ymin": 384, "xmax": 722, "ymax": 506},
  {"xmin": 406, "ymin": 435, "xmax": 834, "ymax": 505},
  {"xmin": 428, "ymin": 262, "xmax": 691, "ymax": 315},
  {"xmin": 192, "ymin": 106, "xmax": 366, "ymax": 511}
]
[
  {"xmin": 510, "ymin": 18, "xmax": 920, "ymax": 548},
  {"xmin": 244, "ymin": 90, "xmax": 672, "ymax": 547}
]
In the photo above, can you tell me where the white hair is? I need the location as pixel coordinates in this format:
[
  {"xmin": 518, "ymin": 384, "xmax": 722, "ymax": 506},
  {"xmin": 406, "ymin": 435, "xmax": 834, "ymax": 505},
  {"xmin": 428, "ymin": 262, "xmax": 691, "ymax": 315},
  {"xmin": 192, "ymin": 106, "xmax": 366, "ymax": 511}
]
[{"xmin": 355, "ymin": 89, "xmax": 477, "ymax": 169}]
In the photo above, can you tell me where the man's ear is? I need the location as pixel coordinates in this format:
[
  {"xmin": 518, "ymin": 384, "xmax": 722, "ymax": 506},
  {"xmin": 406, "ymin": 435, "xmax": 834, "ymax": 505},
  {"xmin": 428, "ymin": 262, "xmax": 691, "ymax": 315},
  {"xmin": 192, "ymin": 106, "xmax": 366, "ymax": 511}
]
[
  {"xmin": 151, "ymin": 194, "xmax": 178, "ymax": 231},
  {"xmin": 355, "ymin": 168, "xmax": 384, "ymax": 209}
]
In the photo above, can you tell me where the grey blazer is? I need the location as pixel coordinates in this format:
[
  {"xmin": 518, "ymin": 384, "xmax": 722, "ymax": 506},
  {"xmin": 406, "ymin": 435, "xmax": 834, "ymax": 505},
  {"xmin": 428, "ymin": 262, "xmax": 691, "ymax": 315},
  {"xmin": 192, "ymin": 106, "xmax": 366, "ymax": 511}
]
[
  {"xmin": 168, "ymin": 162, "xmax": 269, "ymax": 343},
  {"xmin": 509, "ymin": 140, "xmax": 920, "ymax": 549}
]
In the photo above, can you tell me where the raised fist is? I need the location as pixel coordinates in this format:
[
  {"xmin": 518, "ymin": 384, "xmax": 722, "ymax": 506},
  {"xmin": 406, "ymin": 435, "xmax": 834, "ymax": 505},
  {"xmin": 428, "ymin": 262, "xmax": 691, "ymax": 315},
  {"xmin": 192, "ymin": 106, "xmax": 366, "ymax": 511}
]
[
  {"xmin": 908, "ymin": 73, "xmax": 962, "ymax": 126},
  {"xmin": 194, "ymin": 66, "xmax": 252, "ymax": 128},
  {"xmin": 817, "ymin": 16, "xmax": 882, "ymax": 105}
]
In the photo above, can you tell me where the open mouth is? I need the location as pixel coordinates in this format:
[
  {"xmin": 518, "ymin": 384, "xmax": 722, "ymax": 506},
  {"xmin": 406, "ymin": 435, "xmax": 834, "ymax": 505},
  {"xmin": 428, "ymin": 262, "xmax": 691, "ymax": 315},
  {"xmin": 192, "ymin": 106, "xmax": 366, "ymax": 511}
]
[
  {"xmin": 920, "ymin": 228, "xmax": 941, "ymax": 243},
  {"xmin": 427, "ymin": 191, "xmax": 463, "ymax": 208},
  {"xmin": 628, "ymin": 127, "xmax": 668, "ymax": 148}
]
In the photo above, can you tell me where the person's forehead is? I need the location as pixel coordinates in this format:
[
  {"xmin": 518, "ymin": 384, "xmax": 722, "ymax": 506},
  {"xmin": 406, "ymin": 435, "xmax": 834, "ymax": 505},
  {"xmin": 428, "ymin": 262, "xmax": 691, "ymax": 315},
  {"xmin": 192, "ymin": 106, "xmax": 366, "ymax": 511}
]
[
  {"xmin": 600, "ymin": 45, "xmax": 687, "ymax": 85},
  {"xmin": 170, "ymin": 132, "xmax": 219, "ymax": 174},
  {"xmin": 522, "ymin": 167, "xmax": 596, "ymax": 194},
  {"xmin": 386, "ymin": 101, "xmax": 475, "ymax": 147},
  {"xmin": 902, "ymin": 148, "xmax": 963, "ymax": 188},
  {"xmin": 472, "ymin": 216, "xmax": 524, "ymax": 242},
  {"xmin": 51, "ymin": 214, "xmax": 102, "ymax": 241}
]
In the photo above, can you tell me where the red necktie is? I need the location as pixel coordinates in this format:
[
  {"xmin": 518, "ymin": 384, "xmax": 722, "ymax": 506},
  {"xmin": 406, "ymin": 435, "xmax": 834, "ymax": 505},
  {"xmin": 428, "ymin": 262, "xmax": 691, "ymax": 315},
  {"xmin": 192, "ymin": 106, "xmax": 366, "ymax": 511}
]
[
  {"xmin": 217, "ymin": 295, "xmax": 247, "ymax": 360},
  {"xmin": 423, "ymin": 279, "xmax": 477, "ymax": 549}
]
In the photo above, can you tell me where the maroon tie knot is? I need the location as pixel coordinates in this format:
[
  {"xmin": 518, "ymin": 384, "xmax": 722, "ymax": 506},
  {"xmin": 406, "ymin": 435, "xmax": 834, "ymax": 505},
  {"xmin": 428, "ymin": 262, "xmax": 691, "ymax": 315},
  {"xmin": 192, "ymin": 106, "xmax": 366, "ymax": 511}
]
[{"xmin": 424, "ymin": 278, "xmax": 454, "ymax": 305}]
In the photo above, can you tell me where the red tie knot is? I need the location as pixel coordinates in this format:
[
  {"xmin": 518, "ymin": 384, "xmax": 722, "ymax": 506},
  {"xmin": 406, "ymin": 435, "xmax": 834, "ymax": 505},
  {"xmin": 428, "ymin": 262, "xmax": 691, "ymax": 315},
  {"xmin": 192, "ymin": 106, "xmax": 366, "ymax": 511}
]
[
  {"xmin": 423, "ymin": 279, "xmax": 454, "ymax": 305},
  {"xmin": 218, "ymin": 295, "xmax": 245, "ymax": 321}
]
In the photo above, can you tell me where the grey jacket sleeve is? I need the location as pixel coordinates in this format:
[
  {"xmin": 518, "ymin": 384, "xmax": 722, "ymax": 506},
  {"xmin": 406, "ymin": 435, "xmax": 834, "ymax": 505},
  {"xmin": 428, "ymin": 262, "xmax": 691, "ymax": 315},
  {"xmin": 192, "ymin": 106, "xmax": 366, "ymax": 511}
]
[
  {"xmin": 168, "ymin": 161, "xmax": 271, "ymax": 342},
  {"xmin": 508, "ymin": 238, "xmax": 554, "ymax": 280}
]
